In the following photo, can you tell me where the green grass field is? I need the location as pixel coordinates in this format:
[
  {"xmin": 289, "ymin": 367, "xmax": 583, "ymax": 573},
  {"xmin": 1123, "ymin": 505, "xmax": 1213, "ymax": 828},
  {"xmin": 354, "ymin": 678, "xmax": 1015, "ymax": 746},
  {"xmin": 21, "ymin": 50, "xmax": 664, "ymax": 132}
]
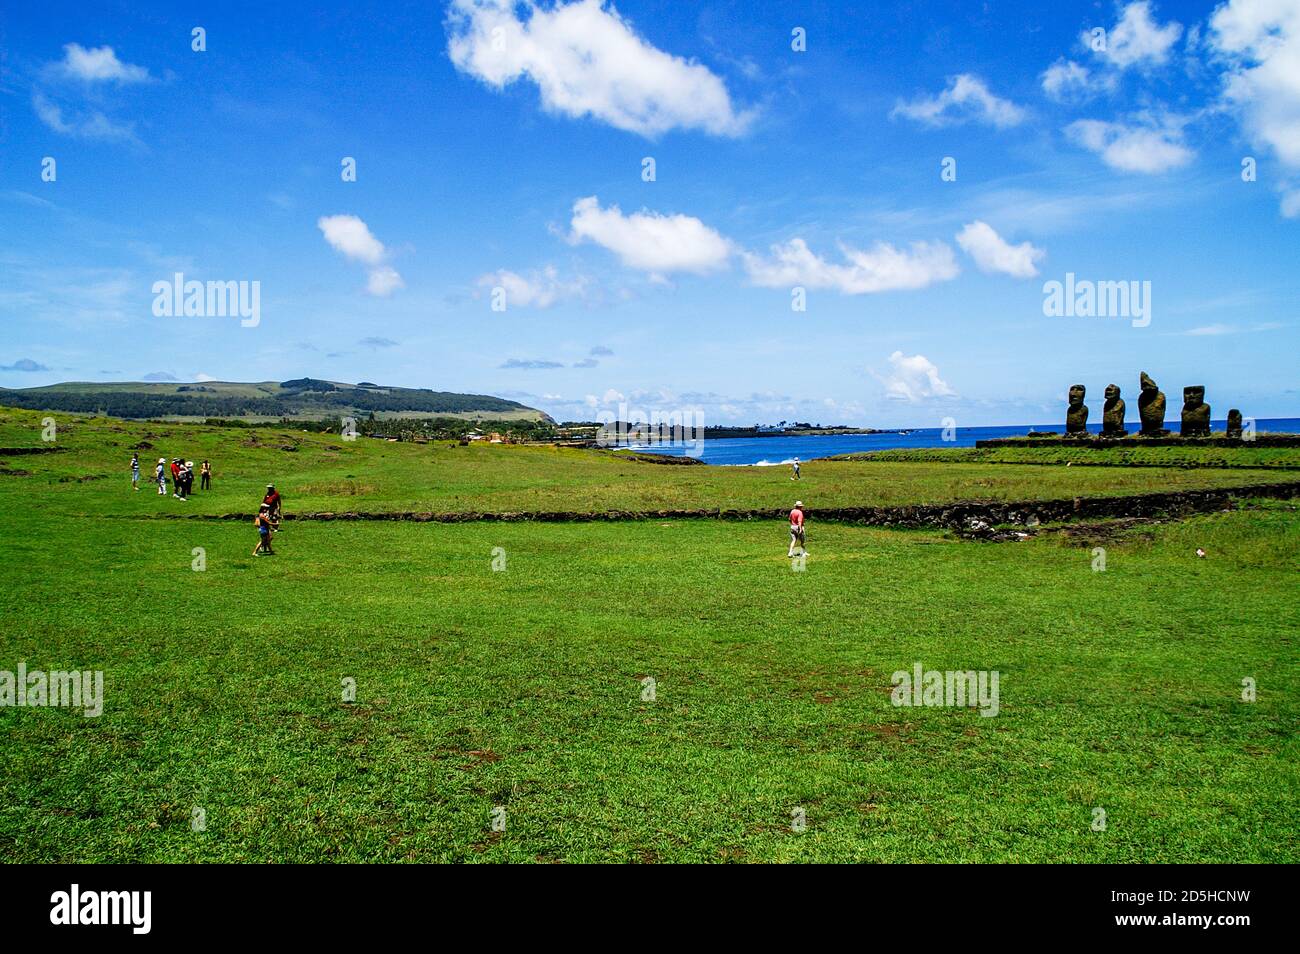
[
  {"xmin": 838, "ymin": 444, "xmax": 1300, "ymax": 470},
  {"xmin": 2, "ymin": 409, "xmax": 1295, "ymax": 519},
  {"xmin": 1, "ymin": 410, "xmax": 1297, "ymax": 862}
]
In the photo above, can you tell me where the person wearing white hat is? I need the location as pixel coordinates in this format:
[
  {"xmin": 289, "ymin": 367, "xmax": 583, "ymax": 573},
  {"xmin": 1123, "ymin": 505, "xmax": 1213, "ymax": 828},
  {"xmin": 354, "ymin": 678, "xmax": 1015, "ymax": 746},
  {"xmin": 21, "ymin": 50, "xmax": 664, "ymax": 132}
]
[
  {"xmin": 788, "ymin": 501, "xmax": 806, "ymax": 557},
  {"xmin": 155, "ymin": 458, "xmax": 167, "ymax": 495},
  {"xmin": 790, "ymin": 457, "xmax": 801, "ymax": 480},
  {"xmin": 263, "ymin": 484, "xmax": 282, "ymax": 525}
]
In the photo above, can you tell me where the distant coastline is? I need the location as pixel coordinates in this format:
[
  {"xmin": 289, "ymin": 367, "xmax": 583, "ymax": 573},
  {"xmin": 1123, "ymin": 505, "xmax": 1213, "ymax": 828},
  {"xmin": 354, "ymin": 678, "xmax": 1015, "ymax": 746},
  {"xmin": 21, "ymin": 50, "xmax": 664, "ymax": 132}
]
[
  {"xmin": 630, "ymin": 418, "xmax": 1300, "ymax": 466},
  {"xmin": 689, "ymin": 425, "xmax": 907, "ymax": 439}
]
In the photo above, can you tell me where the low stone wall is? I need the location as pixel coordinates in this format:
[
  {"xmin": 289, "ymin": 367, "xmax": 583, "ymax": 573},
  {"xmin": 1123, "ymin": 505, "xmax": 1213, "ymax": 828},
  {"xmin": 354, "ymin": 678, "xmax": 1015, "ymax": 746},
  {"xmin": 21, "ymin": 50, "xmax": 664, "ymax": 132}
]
[{"xmin": 190, "ymin": 480, "xmax": 1300, "ymax": 530}]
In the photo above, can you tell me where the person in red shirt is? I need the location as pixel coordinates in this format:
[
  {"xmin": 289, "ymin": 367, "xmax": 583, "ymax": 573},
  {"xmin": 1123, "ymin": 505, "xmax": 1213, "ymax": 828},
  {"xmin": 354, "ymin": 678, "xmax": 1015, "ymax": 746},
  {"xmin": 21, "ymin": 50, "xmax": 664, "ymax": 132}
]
[
  {"xmin": 788, "ymin": 500, "xmax": 806, "ymax": 558},
  {"xmin": 170, "ymin": 458, "xmax": 181, "ymax": 498},
  {"xmin": 263, "ymin": 484, "xmax": 282, "ymax": 525}
]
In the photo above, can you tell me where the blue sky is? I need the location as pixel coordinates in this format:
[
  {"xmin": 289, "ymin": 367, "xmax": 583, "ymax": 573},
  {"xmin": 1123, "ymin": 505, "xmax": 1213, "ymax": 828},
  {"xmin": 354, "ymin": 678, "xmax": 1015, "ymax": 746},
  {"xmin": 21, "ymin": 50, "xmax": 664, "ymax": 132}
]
[{"xmin": 2, "ymin": 0, "xmax": 1297, "ymax": 426}]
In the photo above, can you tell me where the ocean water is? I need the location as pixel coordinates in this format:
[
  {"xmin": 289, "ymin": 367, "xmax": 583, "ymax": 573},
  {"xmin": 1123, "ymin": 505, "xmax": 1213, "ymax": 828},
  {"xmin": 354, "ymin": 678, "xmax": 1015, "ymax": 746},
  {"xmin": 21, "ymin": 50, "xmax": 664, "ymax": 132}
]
[{"xmin": 631, "ymin": 418, "xmax": 1300, "ymax": 466}]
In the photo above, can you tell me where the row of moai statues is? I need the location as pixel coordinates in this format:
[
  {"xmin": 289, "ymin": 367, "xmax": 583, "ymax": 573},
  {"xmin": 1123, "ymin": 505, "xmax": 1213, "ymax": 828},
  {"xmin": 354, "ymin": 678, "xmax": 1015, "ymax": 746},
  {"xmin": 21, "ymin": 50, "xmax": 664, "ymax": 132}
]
[{"xmin": 1066, "ymin": 373, "xmax": 1244, "ymax": 438}]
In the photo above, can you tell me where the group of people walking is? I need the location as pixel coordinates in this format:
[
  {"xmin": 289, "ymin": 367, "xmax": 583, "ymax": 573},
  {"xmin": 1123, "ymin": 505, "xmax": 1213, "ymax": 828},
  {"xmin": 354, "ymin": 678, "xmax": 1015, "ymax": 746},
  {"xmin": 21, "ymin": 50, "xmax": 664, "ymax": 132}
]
[
  {"xmin": 132, "ymin": 449, "xmax": 799, "ymax": 559},
  {"xmin": 132, "ymin": 451, "xmax": 284, "ymax": 556},
  {"xmin": 131, "ymin": 452, "xmax": 211, "ymax": 499}
]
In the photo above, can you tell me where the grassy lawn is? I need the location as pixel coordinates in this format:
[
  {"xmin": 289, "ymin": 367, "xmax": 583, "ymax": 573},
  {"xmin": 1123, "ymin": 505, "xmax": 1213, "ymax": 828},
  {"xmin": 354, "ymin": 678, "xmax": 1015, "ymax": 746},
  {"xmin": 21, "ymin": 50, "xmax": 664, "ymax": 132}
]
[
  {"xmin": 1, "ymin": 494, "xmax": 1296, "ymax": 862},
  {"xmin": 844, "ymin": 445, "xmax": 1300, "ymax": 469},
  {"xmin": 2, "ymin": 408, "xmax": 1296, "ymax": 519}
]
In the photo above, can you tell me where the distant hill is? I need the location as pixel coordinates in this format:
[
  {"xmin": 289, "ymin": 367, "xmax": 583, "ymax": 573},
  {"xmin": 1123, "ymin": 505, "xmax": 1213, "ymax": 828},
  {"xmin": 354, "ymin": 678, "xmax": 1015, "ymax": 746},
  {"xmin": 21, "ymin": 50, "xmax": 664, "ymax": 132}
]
[{"xmin": 0, "ymin": 378, "xmax": 551, "ymax": 423}]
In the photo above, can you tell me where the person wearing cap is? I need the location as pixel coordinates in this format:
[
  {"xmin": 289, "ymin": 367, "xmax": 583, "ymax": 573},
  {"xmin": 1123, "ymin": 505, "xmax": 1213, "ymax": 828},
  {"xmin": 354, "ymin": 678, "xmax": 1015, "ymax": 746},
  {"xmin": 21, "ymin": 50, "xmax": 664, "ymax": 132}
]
[
  {"xmin": 788, "ymin": 500, "xmax": 806, "ymax": 558},
  {"xmin": 252, "ymin": 504, "xmax": 275, "ymax": 556},
  {"xmin": 170, "ymin": 458, "xmax": 181, "ymax": 498},
  {"xmin": 263, "ymin": 484, "xmax": 282, "ymax": 524},
  {"xmin": 155, "ymin": 458, "xmax": 167, "ymax": 495},
  {"xmin": 790, "ymin": 457, "xmax": 801, "ymax": 480}
]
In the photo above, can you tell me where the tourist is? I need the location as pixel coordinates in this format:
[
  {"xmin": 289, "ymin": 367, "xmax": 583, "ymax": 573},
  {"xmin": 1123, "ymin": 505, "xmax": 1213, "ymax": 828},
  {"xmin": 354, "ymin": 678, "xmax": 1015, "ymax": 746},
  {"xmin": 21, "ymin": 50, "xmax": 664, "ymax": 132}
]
[
  {"xmin": 155, "ymin": 458, "xmax": 167, "ymax": 495},
  {"xmin": 252, "ymin": 504, "xmax": 275, "ymax": 556},
  {"xmin": 200, "ymin": 460, "xmax": 212, "ymax": 491},
  {"xmin": 170, "ymin": 458, "xmax": 181, "ymax": 498},
  {"xmin": 791, "ymin": 457, "xmax": 801, "ymax": 480},
  {"xmin": 130, "ymin": 452, "xmax": 140, "ymax": 491},
  {"xmin": 263, "ymin": 484, "xmax": 282, "ymax": 523},
  {"xmin": 183, "ymin": 461, "xmax": 196, "ymax": 498},
  {"xmin": 788, "ymin": 500, "xmax": 806, "ymax": 558}
]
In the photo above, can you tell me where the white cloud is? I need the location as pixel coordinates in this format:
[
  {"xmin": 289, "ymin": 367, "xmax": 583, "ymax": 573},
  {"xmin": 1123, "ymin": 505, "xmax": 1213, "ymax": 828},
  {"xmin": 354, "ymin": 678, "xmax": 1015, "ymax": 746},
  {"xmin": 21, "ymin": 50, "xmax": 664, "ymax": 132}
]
[
  {"xmin": 318, "ymin": 214, "xmax": 403, "ymax": 296},
  {"xmin": 501, "ymin": 358, "xmax": 565, "ymax": 369},
  {"xmin": 55, "ymin": 44, "xmax": 150, "ymax": 83},
  {"xmin": 1182, "ymin": 321, "xmax": 1284, "ymax": 336},
  {"xmin": 584, "ymin": 387, "xmax": 626, "ymax": 408},
  {"xmin": 1041, "ymin": 59, "xmax": 1117, "ymax": 102},
  {"xmin": 1042, "ymin": 60, "xmax": 1090, "ymax": 99},
  {"xmin": 318, "ymin": 214, "xmax": 386, "ymax": 264},
  {"xmin": 477, "ymin": 265, "xmax": 586, "ymax": 307},
  {"xmin": 568, "ymin": 196, "xmax": 732, "ymax": 274},
  {"xmin": 955, "ymin": 221, "xmax": 1045, "ymax": 279},
  {"xmin": 1283, "ymin": 187, "xmax": 1300, "ymax": 218},
  {"xmin": 743, "ymin": 237, "xmax": 959, "ymax": 294},
  {"xmin": 33, "ymin": 45, "xmax": 150, "ymax": 144},
  {"xmin": 366, "ymin": 266, "xmax": 405, "ymax": 297},
  {"xmin": 1086, "ymin": 2, "xmax": 1183, "ymax": 69},
  {"xmin": 446, "ymin": 0, "xmax": 751, "ymax": 137},
  {"xmin": 876, "ymin": 352, "xmax": 955, "ymax": 402},
  {"xmin": 891, "ymin": 74, "xmax": 1026, "ymax": 128},
  {"xmin": 194, "ymin": 373, "xmax": 217, "ymax": 382},
  {"xmin": 1065, "ymin": 115, "xmax": 1194, "ymax": 172},
  {"xmin": 32, "ymin": 92, "xmax": 138, "ymax": 142},
  {"xmin": 1211, "ymin": 0, "xmax": 1300, "ymax": 215}
]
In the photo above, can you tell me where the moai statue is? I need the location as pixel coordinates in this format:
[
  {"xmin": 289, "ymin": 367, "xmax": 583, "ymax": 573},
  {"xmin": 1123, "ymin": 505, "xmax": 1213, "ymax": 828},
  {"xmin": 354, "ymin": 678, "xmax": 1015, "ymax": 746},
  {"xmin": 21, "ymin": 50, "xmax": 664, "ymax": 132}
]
[
  {"xmin": 1137, "ymin": 372, "xmax": 1168, "ymax": 436},
  {"xmin": 1181, "ymin": 386, "xmax": 1211, "ymax": 437},
  {"xmin": 1226, "ymin": 409, "xmax": 1243, "ymax": 439},
  {"xmin": 1066, "ymin": 384, "xmax": 1089, "ymax": 436},
  {"xmin": 1101, "ymin": 384, "xmax": 1127, "ymax": 438}
]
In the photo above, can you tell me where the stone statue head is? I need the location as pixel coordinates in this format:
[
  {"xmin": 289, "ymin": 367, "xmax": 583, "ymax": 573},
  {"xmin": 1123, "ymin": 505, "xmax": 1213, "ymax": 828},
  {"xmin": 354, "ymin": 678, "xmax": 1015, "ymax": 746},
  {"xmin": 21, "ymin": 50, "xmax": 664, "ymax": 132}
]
[
  {"xmin": 1069, "ymin": 384, "xmax": 1086, "ymax": 407},
  {"xmin": 1105, "ymin": 384, "xmax": 1120, "ymax": 402},
  {"xmin": 1140, "ymin": 371, "xmax": 1157, "ymax": 394},
  {"xmin": 1183, "ymin": 385, "xmax": 1205, "ymax": 408}
]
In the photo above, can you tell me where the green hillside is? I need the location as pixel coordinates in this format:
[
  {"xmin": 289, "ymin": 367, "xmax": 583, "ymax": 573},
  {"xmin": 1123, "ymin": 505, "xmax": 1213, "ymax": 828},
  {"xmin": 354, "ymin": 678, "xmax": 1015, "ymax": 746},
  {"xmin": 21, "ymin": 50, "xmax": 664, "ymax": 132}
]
[{"xmin": 0, "ymin": 378, "xmax": 550, "ymax": 423}]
